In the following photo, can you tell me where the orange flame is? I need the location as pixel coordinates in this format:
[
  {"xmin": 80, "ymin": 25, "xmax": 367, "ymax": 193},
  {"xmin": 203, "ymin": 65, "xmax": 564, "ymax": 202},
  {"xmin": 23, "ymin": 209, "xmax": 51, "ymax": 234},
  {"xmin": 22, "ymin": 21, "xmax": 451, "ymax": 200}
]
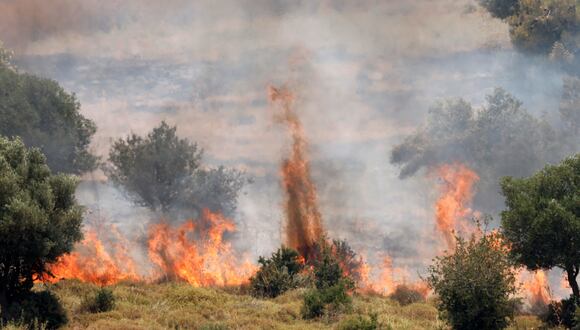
[
  {"xmin": 521, "ymin": 270, "xmax": 551, "ymax": 306},
  {"xmin": 47, "ymin": 229, "xmax": 139, "ymax": 286},
  {"xmin": 148, "ymin": 209, "xmax": 256, "ymax": 286},
  {"xmin": 46, "ymin": 209, "xmax": 256, "ymax": 286},
  {"xmin": 358, "ymin": 254, "xmax": 428, "ymax": 298},
  {"xmin": 269, "ymin": 86, "xmax": 323, "ymax": 260},
  {"xmin": 433, "ymin": 163, "xmax": 479, "ymax": 250}
]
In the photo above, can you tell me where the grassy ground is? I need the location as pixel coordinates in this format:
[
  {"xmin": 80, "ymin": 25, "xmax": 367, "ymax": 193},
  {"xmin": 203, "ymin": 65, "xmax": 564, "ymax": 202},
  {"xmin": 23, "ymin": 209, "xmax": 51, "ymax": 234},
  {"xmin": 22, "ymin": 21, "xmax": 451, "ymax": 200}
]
[{"xmin": 5, "ymin": 280, "xmax": 545, "ymax": 330}]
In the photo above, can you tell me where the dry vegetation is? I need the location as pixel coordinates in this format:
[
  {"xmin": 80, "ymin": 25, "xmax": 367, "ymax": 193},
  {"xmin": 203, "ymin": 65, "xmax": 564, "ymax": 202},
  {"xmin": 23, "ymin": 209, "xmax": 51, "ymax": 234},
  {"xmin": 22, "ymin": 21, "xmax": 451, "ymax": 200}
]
[{"xmin": 2, "ymin": 280, "xmax": 547, "ymax": 330}]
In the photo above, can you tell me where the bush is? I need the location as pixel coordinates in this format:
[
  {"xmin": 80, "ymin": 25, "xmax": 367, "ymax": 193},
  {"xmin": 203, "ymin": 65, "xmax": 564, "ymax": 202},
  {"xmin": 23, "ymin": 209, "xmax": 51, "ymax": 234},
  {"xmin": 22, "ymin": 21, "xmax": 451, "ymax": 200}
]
[
  {"xmin": 301, "ymin": 279, "xmax": 352, "ymax": 319},
  {"xmin": 79, "ymin": 288, "xmax": 115, "ymax": 313},
  {"xmin": 389, "ymin": 284, "xmax": 426, "ymax": 306},
  {"xmin": 338, "ymin": 313, "xmax": 379, "ymax": 330},
  {"xmin": 250, "ymin": 247, "xmax": 304, "ymax": 298},
  {"xmin": 311, "ymin": 239, "xmax": 353, "ymax": 290},
  {"xmin": 543, "ymin": 295, "xmax": 579, "ymax": 329},
  {"xmin": 426, "ymin": 233, "xmax": 518, "ymax": 330},
  {"xmin": 3, "ymin": 290, "xmax": 68, "ymax": 329}
]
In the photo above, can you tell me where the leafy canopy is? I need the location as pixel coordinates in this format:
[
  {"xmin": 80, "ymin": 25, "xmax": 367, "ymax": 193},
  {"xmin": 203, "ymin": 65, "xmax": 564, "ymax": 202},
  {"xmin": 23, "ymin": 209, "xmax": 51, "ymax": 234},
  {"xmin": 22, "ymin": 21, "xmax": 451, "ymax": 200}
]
[
  {"xmin": 107, "ymin": 121, "xmax": 245, "ymax": 216},
  {"xmin": 427, "ymin": 233, "xmax": 518, "ymax": 330},
  {"xmin": 501, "ymin": 153, "xmax": 580, "ymax": 297},
  {"xmin": 250, "ymin": 246, "xmax": 304, "ymax": 298},
  {"xmin": 0, "ymin": 137, "xmax": 83, "ymax": 303},
  {"xmin": 0, "ymin": 44, "xmax": 97, "ymax": 174}
]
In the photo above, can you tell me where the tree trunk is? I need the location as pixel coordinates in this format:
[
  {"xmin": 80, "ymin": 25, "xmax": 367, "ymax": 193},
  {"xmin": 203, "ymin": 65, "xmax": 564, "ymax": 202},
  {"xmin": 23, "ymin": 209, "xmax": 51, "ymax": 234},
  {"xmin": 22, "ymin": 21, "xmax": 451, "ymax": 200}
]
[{"xmin": 566, "ymin": 265, "xmax": 579, "ymax": 298}]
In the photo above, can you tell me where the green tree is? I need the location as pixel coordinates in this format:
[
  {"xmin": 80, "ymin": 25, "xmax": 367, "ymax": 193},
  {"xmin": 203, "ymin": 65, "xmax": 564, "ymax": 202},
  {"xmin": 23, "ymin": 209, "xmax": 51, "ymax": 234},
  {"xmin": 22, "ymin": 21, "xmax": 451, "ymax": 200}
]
[
  {"xmin": 427, "ymin": 233, "xmax": 518, "ymax": 330},
  {"xmin": 0, "ymin": 137, "xmax": 83, "ymax": 308},
  {"xmin": 479, "ymin": 0, "xmax": 520, "ymax": 19},
  {"xmin": 390, "ymin": 88, "xmax": 559, "ymax": 211},
  {"xmin": 478, "ymin": 0, "xmax": 579, "ymax": 56},
  {"xmin": 0, "ymin": 45, "xmax": 97, "ymax": 174},
  {"xmin": 107, "ymin": 121, "xmax": 245, "ymax": 216},
  {"xmin": 500, "ymin": 154, "xmax": 580, "ymax": 298}
]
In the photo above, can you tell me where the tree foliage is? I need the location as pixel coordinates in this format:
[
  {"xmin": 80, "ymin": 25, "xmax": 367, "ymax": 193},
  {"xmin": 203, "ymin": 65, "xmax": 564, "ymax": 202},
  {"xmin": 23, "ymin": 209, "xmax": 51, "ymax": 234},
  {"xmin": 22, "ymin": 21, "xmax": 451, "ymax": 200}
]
[
  {"xmin": 500, "ymin": 154, "xmax": 580, "ymax": 298},
  {"xmin": 107, "ymin": 121, "xmax": 245, "ymax": 216},
  {"xmin": 427, "ymin": 233, "xmax": 518, "ymax": 330},
  {"xmin": 250, "ymin": 247, "xmax": 304, "ymax": 298},
  {"xmin": 480, "ymin": 0, "xmax": 579, "ymax": 56},
  {"xmin": 391, "ymin": 88, "xmax": 561, "ymax": 211},
  {"xmin": 0, "ymin": 137, "xmax": 83, "ymax": 308},
  {"xmin": 479, "ymin": 0, "xmax": 520, "ymax": 19},
  {"xmin": 0, "ymin": 46, "xmax": 97, "ymax": 174}
]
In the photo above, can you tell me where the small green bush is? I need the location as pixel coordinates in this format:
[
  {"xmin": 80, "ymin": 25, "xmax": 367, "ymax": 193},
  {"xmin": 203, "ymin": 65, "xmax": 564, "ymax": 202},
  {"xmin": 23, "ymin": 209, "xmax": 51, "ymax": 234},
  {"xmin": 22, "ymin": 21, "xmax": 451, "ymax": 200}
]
[
  {"xmin": 250, "ymin": 247, "xmax": 304, "ymax": 298},
  {"xmin": 427, "ymin": 233, "xmax": 518, "ymax": 330},
  {"xmin": 301, "ymin": 279, "xmax": 352, "ymax": 319},
  {"xmin": 338, "ymin": 313, "xmax": 379, "ymax": 330},
  {"xmin": 3, "ymin": 290, "xmax": 68, "ymax": 329},
  {"xmin": 389, "ymin": 284, "xmax": 425, "ymax": 306},
  {"xmin": 574, "ymin": 306, "xmax": 580, "ymax": 330},
  {"xmin": 79, "ymin": 288, "xmax": 115, "ymax": 313}
]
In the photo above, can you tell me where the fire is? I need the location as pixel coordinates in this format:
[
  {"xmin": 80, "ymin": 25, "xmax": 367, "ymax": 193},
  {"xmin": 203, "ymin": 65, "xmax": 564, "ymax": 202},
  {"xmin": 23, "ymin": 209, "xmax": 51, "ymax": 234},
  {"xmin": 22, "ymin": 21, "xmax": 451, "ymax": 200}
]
[
  {"xmin": 358, "ymin": 254, "xmax": 428, "ymax": 298},
  {"xmin": 269, "ymin": 86, "xmax": 323, "ymax": 260},
  {"xmin": 148, "ymin": 209, "xmax": 256, "ymax": 286},
  {"xmin": 432, "ymin": 163, "xmax": 479, "ymax": 250},
  {"xmin": 47, "ymin": 229, "xmax": 139, "ymax": 286},
  {"xmin": 521, "ymin": 270, "xmax": 551, "ymax": 306},
  {"xmin": 46, "ymin": 209, "xmax": 256, "ymax": 286}
]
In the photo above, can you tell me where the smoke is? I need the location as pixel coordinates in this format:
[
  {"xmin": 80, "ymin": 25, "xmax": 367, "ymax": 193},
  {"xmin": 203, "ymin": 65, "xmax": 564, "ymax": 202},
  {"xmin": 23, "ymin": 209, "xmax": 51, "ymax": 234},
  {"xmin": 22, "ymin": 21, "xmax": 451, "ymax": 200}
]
[
  {"xmin": 391, "ymin": 87, "xmax": 579, "ymax": 216},
  {"xmin": 5, "ymin": 0, "xmax": 577, "ymax": 293}
]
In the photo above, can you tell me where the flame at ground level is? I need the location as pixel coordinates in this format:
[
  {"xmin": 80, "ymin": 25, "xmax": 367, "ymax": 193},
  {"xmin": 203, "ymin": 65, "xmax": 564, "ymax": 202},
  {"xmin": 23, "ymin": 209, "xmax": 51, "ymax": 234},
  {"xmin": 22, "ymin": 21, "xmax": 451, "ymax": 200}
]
[{"xmin": 45, "ymin": 209, "xmax": 257, "ymax": 287}]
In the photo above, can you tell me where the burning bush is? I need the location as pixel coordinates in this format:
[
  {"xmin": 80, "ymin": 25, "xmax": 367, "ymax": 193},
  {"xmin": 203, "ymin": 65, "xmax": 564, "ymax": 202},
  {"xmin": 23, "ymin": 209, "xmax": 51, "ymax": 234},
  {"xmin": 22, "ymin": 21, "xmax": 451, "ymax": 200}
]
[
  {"xmin": 250, "ymin": 247, "xmax": 304, "ymax": 298},
  {"xmin": 79, "ymin": 288, "xmax": 116, "ymax": 314},
  {"xmin": 426, "ymin": 233, "xmax": 518, "ymax": 330},
  {"xmin": 389, "ymin": 284, "xmax": 426, "ymax": 306}
]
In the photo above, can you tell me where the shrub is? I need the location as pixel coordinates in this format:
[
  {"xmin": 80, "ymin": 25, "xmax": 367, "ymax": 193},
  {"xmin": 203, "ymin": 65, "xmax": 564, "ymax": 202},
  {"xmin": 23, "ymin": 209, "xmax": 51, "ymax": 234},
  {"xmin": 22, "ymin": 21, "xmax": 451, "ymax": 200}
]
[
  {"xmin": 250, "ymin": 247, "xmax": 304, "ymax": 298},
  {"xmin": 311, "ymin": 239, "xmax": 352, "ymax": 290},
  {"xmin": 543, "ymin": 295, "xmax": 579, "ymax": 329},
  {"xmin": 389, "ymin": 284, "xmax": 425, "ymax": 306},
  {"xmin": 79, "ymin": 288, "xmax": 115, "ymax": 313},
  {"xmin": 3, "ymin": 290, "xmax": 68, "ymax": 329},
  {"xmin": 426, "ymin": 233, "xmax": 518, "ymax": 330},
  {"xmin": 301, "ymin": 279, "xmax": 352, "ymax": 319},
  {"xmin": 337, "ymin": 313, "xmax": 379, "ymax": 330}
]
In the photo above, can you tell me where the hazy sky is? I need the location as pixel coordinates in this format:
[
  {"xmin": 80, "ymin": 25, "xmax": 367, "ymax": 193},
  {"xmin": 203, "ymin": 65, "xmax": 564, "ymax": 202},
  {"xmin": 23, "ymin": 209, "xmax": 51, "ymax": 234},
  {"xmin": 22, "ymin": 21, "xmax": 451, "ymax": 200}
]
[{"xmin": 0, "ymin": 0, "xmax": 568, "ymax": 273}]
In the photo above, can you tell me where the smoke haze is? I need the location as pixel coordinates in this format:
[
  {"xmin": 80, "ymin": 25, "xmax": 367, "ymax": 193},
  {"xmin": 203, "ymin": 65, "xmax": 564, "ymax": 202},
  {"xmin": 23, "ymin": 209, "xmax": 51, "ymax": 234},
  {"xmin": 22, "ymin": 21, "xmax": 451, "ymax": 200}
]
[{"xmin": 2, "ymin": 0, "xmax": 576, "ymax": 290}]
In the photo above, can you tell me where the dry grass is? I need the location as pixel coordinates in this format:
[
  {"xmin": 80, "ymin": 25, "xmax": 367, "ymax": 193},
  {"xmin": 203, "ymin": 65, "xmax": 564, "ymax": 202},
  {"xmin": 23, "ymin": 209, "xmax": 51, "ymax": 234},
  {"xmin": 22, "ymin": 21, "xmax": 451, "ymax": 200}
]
[{"xmin": 5, "ymin": 280, "xmax": 548, "ymax": 329}]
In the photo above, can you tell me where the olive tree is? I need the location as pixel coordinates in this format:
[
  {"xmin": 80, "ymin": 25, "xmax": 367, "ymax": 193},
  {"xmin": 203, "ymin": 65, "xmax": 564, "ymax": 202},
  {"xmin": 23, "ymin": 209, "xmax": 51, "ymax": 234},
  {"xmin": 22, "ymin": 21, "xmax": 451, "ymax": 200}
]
[
  {"xmin": 0, "ymin": 45, "xmax": 97, "ymax": 174},
  {"xmin": 501, "ymin": 154, "xmax": 580, "ymax": 298},
  {"xmin": 0, "ymin": 137, "xmax": 83, "ymax": 307},
  {"xmin": 107, "ymin": 121, "xmax": 245, "ymax": 216}
]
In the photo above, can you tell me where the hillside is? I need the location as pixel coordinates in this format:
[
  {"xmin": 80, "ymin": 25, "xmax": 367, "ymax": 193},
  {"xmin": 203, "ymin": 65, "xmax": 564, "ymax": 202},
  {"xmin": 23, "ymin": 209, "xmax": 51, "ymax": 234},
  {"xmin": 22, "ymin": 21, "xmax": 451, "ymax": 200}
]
[{"xmin": 5, "ymin": 280, "xmax": 543, "ymax": 330}]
